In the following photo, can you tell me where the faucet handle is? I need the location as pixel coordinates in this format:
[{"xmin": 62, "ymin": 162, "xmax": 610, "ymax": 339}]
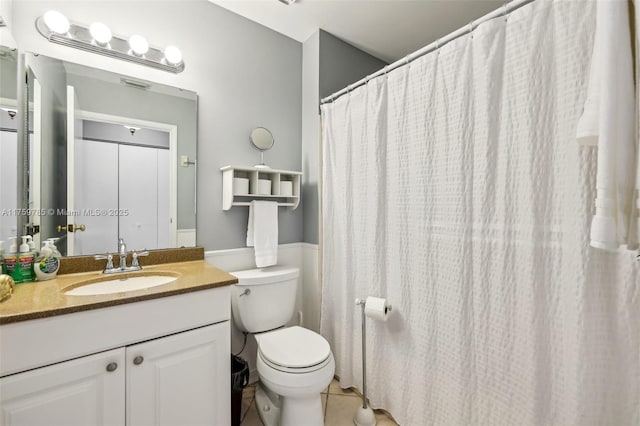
[
  {"xmin": 131, "ymin": 250, "xmax": 149, "ymax": 268},
  {"xmin": 94, "ymin": 254, "xmax": 114, "ymax": 271}
]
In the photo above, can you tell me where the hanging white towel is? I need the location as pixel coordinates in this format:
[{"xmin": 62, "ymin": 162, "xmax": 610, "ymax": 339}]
[
  {"xmin": 576, "ymin": 0, "xmax": 639, "ymax": 251},
  {"xmin": 246, "ymin": 201, "xmax": 278, "ymax": 267}
]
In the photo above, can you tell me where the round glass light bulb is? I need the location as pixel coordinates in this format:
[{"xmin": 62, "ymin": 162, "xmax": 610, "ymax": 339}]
[
  {"xmin": 164, "ymin": 46, "xmax": 182, "ymax": 65},
  {"xmin": 128, "ymin": 34, "xmax": 149, "ymax": 56},
  {"xmin": 89, "ymin": 22, "xmax": 112, "ymax": 45},
  {"xmin": 43, "ymin": 10, "xmax": 70, "ymax": 35}
]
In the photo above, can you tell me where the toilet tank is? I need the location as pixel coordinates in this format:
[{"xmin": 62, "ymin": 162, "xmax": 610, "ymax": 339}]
[{"xmin": 230, "ymin": 266, "xmax": 299, "ymax": 333}]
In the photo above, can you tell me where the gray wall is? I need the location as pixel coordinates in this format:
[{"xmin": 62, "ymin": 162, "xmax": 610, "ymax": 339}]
[
  {"xmin": 319, "ymin": 30, "xmax": 388, "ymax": 100},
  {"xmin": 13, "ymin": 0, "xmax": 303, "ymax": 251},
  {"xmin": 301, "ymin": 30, "xmax": 387, "ymax": 244}
]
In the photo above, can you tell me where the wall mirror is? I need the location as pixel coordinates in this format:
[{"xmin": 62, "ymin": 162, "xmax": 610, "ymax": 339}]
[
  {"xmin": 250, "ymin": 127, "xmax": 274, "ymax": 169},
  {"xmin": 0, "ymin": 46, "xmax": 19, "ymax": 248},
  {"xmin": 22, "ymin": 52, "xmax": 198, "ymax": 257}
]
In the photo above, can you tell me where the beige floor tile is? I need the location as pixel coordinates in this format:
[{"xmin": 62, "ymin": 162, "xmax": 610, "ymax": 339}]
[
  {"xmin": 241, "ymin": 385, "xmax": 256, "ymax": 420},
  {"xmin": 322, "ymin": 393, "xmax": 328, "ymax": 416},
  {"xmin": 324, "ymin": 393, "xmax": 365, "ymax": 426},
  {"xmin": 240, "ymin": 399, "xmax": 263, "ymax": 426},
  {"xmin": 374, "ymin": 409, "xmax": 399, "ymax": 426},
  {"xmin": 328, "ymin": 378, "xmax": 360, "ymax": 397}
]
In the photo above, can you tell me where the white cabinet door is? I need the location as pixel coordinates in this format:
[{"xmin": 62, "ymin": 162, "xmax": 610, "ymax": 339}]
[
  {"xmin": 126, "ymin": 322, "xmax": 230, "ymax": 426},
  {"xmin": 0, "ymin": 348, "xmax": 125, "ymax": 426}
]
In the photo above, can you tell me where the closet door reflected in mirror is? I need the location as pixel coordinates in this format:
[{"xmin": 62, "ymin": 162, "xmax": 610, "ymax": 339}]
[{"xmin": 73, "ymin": 131, "xmax": 170, "ymax": 256}]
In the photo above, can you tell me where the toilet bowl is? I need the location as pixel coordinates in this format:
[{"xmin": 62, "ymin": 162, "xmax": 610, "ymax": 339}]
[
  {"xmin": 230, "ymin": 267, "xmax": 335, "ymax": 426},
  {"xmin": 255, "ymin": 326, "xmax": 335, "ymax": 426}
]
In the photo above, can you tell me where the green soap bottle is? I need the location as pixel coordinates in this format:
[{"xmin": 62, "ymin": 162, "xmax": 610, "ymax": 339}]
[
  {"xmin": 4, "ymin": 237, "xmax": 18, "ymax": 279},
  {"xmin": 14, "ymin": 236, "xmax": 35, "ymax": 283}
]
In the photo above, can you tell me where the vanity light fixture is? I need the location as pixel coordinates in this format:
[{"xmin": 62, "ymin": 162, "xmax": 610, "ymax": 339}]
[
  {"xmin": 43, "ymin": 10, "xmax": 70, "ymax": 34},
  {"xmin": 36, "ymin": 11, "xmax": 184, "ymax": 73},
  {"xmin": 128, "ymin": 34, "xmax": 149, "ymax": 56},
  {"xmin": 89, "ymin": 22, "xmax": 112, "ymax": 46},
  {"xmin": 164, "ymin": 46, "xmax": 183, "ymax": 65}
]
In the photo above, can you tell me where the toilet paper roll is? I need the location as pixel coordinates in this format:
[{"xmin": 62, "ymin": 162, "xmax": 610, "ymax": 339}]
[
  {"xmin": 280, "ymin": 181, "xmax": 293, "ymax": 197},
  {"xmin": 234, "ymin": 177, "xmax": 249, "ymax": 195},
  {"xmin": 364, "ymin": 296, "xmax": 391, "ymax": 322},
  {"xmin": 257, "ymin": 179, "xmax": 272, "ymax": 195}
]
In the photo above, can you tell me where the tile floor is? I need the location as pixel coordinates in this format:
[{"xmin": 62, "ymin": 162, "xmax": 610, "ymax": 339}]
[{"xmin": 240, "ymin": 378, "xmax": 399, "ymax": 426}]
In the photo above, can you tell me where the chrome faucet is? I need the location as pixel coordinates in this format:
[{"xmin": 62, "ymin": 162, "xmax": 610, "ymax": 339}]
[
  {"xmin": 118, "ymin": 238, "xmax": 127, "ymax": 270},
  {"xmin": 94, "ymin": 238, "xmax": 149, "ymax": 274}
]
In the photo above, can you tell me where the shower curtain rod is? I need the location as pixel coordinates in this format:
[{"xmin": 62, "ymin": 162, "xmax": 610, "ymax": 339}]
[{"xmin": 320, "ymin": 0, "xmax": 536, "ymax": 105}]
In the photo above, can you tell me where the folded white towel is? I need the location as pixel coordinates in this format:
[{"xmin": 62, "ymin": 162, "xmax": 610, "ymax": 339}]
[
  {"xmin": 246, "ymin": 201, "xmax": 278, "ymax": 267},
  {"xmin": 576, "ymin": 0, "xmax": 639, "ymax": 251}
]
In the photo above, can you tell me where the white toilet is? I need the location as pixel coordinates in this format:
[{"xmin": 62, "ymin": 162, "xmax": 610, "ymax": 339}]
[{"xmin": 230, "ymin": 266, "xmax": 335, "ymax": 426}]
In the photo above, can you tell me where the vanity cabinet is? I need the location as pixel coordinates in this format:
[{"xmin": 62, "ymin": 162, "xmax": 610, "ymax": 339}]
[
  {"xmin": 0, "ymin": 285, "xmax": 232, "ymax": 426},
  {"xmin": 221, "ymin": 165, "xmax": 302, "ymax": 210},
  {"xmin": 0, "ymin": 323, "xmax": 229, "ymax": 426}
]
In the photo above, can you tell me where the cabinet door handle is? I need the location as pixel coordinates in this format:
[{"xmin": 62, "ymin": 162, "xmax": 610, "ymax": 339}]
[
  {"xmin": 106, "ymin": 362, "xmax": 118, "ymax": 372},
  {"xmin": 133, "ymin": 356, "xmax": 144, "ymax": 365}
]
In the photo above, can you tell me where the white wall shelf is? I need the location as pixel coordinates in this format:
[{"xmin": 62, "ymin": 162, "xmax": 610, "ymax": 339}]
[{"xmin": 221, "ymin": 165, "xmax": 302, "ymax": 211}]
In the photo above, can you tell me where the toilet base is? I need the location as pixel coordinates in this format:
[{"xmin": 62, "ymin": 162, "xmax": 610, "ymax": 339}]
[
  {"xmin": 280, "ymin": 392, "xmax": 324, "ymax": 426},
  {"xmin": 255, "ymin": 381, "xmax": 325, "ymax": 426},
  {"xmin": 255, "ymin": 383, "xmax": 281, "ymax": 426}
]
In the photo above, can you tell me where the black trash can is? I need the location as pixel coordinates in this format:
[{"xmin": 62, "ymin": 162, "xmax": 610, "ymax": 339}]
[{"xmin": 231, "ymin": 355, "xmax": 249, "ymax": 426}]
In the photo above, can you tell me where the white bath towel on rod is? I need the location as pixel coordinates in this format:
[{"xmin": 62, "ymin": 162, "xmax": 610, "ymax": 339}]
[{"xmin": 246, "ymin": 200, "xmax": 278, "ymax": 267}]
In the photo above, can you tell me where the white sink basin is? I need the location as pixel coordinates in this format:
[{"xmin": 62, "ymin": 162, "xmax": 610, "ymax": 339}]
[{"xmin": 65, "ymin": 274, "xmax": 178, "ymax": 296}]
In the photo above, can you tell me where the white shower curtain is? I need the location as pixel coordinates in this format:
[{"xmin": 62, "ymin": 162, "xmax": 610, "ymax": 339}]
[{"xmin": 320, "ymin": 1, "xmax": 639, "ymax": 425}]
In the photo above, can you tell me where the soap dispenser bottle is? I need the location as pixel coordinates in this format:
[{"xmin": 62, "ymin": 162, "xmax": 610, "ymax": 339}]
[
  {"xmin": 26, "ymin": 235, "xmax": 38, "ymax": 257},
  {"xmin": 48, "ymin": 238, "xmax": 62, "ymax": 257},
  {"xmin": 15, "ymin": 236, "xmax": 36, "ymax": 283},
  {"xmin": 35, "ymin": 240, "xmax": 60, "ymax": 281},
  {"xmin": 4, "ymin": 237, "xmax": 18, "ymax": 278}
]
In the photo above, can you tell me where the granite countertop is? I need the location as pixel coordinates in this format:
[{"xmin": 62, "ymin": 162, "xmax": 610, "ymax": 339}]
[{"xmin": 0, "ymin": 260, "xmax": 237, "ymax": 325}]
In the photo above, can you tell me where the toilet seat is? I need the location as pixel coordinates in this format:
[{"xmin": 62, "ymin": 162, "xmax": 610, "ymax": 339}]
[{"xmin": 256, "ymin": 326, "xmax": 332, "ymax": 373}]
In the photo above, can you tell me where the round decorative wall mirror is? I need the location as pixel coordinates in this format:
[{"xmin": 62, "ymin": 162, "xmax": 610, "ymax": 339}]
[{"xmin": 250, "ymin": 127, "xmax": 274, "ymax": 168}]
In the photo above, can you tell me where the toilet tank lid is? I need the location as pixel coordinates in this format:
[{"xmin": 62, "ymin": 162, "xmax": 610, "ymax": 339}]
[{"xmin": 230, "ymin": 266, "xmax": 299, "ymax": 285}]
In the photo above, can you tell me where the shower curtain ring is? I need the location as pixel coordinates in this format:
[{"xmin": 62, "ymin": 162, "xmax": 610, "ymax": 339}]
[
  {"xmin": 468, "ymin": 20, "xmax": 475, "ymax": 37},
  {"xmin": 502, "ymin": 3, "xmax": 509, "ymax": 21},
  {"xmin": 404, "ymin": 55, "xmax": 410, "ymax": 65}
]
